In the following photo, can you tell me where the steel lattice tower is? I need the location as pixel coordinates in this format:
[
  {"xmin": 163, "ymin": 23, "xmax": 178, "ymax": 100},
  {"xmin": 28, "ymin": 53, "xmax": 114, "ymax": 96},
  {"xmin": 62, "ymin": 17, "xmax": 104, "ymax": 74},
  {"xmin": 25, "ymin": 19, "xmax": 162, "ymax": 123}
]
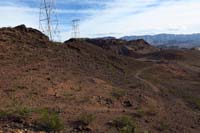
[
  {"xmin": 72, "ymin": 19, "xmax": 80, "ymax": 38},
  {"xmin": 39, "ymin": 0, "xmax": 60, "ymax": 41}
]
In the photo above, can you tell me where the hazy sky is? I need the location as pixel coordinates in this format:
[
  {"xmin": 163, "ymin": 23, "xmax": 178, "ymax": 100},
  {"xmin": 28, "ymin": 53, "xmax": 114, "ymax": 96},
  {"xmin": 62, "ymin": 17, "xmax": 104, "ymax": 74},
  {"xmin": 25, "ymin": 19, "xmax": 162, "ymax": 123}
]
[{"xmin": 0, "ymin": 0, "xmax": 200, "ymax": 41}]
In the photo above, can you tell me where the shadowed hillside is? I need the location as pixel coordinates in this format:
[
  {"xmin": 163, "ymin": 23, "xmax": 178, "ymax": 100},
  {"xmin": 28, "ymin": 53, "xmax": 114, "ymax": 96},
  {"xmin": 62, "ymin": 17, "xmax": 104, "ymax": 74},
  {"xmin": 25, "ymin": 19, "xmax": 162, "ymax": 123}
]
[{"xmin": 82, "ymin": 38, "xmax": 159, "ymax": 58}]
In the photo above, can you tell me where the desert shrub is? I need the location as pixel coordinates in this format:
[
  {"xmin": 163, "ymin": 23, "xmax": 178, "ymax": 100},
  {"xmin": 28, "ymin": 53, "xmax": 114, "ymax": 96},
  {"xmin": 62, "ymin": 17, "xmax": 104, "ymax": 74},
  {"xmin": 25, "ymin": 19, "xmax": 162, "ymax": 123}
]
[
  {"xmin": 134, "ymin": 108, "xmax": 145, "ymax": 118},
  {"xmin": 70, "ymin": 86, "xmax": 82, "ymax": 92},
  {"xmin": 13, "ymin": 107, "xmax": 33, "ymax": 118},
  {"xmin": 63, "ymin": 92, "xmax": 75, "ymax": 100},
  {"xmin": 0, "ymin": 107, "xmax": 64, "ymax": 132},
  {"xmin": 157, "ymin": 121, "xmax": 168, "ymax": 131},
  {"xmin": 113, "ymin": 116, "xmax": 136, "ymax": 133},
  {"xmin": 36, "ymin": 109, "xmax": 64, "ymax": 132},
  {"xmin": 0, "ymin": 107, "xmax": 32, "ymax": 119},
  {"xmin": 185, "ymin": 96, "xmax": 200, "ymax": 110},
  {"xmin": 15, "ymin": 85, "xmax": 28, "ymax": 90},
  {"xmin": 0, "ymin": 110, "xmax": 8, "ymax": 118},
  {"xmin": 77, "ymin": 113, "xmax": 96, "ymax": 126},
  {"xmin": 111, "ymin": 88, "xmax": 126, "ymax": 99},
  {"xmin": 145, "ymin": 105, "xmax": 157, "ymax": 116},
  {"xmin": 78, "ymin": 96, "xmax": 90, "ymax": 104}
]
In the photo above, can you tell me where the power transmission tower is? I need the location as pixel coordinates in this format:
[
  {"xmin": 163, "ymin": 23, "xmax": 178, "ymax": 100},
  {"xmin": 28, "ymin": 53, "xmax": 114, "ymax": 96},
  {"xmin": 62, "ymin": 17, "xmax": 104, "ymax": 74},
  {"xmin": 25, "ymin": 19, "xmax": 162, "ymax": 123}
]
[
  {"xmin": 39, "ymin": 0, "xmax": 60, "ymax": 41},
  {"xmin": 72, "ymin": 19, "xmax": 80, "ymax": 38}
]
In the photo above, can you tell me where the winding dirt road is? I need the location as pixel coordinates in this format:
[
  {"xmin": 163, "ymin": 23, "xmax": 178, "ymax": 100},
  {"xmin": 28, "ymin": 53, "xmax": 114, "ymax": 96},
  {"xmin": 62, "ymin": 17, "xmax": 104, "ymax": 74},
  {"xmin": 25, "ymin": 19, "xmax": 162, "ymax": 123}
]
[{"xmin": 135, "ymin": 66, "xmax": 160, "ymax": 93}]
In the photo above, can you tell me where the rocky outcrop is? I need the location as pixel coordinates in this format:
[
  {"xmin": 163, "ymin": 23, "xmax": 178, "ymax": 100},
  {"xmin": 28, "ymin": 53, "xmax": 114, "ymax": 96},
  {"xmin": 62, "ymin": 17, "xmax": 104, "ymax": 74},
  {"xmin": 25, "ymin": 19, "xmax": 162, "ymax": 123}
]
[
  {"xmin": 0, "ymin": 24, "xmax": 49, "ymax": 46},
  {"xmin": 79, "ymin": 38, "xmax": 159, "ymax": 58}
]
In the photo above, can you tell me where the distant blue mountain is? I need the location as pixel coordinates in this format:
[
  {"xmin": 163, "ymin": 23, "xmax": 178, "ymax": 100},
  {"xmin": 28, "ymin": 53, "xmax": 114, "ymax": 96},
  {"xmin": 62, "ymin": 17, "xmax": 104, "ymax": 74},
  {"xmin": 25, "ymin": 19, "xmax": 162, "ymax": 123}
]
[{"xmin": 121, "ymin": 33, "xmax": 200, "ymax": 48}]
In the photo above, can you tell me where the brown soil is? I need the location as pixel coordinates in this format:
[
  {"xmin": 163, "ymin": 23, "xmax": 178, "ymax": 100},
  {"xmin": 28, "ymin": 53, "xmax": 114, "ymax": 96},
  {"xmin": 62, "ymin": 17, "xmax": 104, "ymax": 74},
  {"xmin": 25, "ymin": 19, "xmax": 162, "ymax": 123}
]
[{"xmin": 0, "ymin": 25, "xmax": 199, "ymax": 133}]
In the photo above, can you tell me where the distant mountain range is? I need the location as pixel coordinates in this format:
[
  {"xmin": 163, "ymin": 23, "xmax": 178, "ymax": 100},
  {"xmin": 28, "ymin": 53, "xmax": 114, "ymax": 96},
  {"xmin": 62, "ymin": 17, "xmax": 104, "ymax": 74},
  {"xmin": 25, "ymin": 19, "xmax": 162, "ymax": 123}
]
[{"xmin": 121, "ymin": 33, "xmax": 200, "ymax": 48}]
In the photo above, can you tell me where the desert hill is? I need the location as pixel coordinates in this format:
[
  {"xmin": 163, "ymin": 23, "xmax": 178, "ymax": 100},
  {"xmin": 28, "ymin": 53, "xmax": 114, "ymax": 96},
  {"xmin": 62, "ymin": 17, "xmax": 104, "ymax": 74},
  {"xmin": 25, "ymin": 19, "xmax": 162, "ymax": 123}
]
[
  {"xmin": 82, "ymin": 38, "xmax": 159, "ymax": 58},
  {"xmin": 0, "ymin": 25, "xmax": 200, "ymax": 133},
  {"xmin": 0, "ymin": 25, "xmax": 49, "ymax": 46}
]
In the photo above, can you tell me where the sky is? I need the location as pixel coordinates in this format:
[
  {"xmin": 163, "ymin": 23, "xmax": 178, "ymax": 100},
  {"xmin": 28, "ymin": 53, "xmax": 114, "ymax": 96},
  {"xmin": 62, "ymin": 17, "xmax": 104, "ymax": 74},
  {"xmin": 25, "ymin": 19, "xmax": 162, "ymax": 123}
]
[{"xmin": 0, "ymin": 0, "xmax": 200, "ymax": 41}]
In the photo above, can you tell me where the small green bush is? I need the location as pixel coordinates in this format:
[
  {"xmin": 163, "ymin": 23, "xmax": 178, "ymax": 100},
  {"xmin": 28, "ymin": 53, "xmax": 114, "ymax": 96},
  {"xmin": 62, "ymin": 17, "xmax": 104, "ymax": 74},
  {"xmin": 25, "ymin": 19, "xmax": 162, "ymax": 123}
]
[
  {"xmin": 111, "ymin": 88, "xmax": 126, "ymax": 99},
  {"xmin": 0, "ymin": 110, "xmax": 8, "ymax": 118},
  {"xmin": 37, "ymin": 109, "xmax": 64, "ymax": 132},
  {"xmin": 13, "ymin": 107, "xmax": 32, "ymax": 118},
  {"xmin": 158, "ymin": 121, "xmax": 168, "ymax": 131},
  {"xmin": 15, "ymin": 85, "xmax": 28, "ymax": 90},
  {"xmin": 78, "ymin": 113, "xmax": 95, "ymax": 126},
  {"xmin": 0, "ymin": 107, "xmax": 64, "ymax": 132},
  {"xmin": 113, "ymin": 116, "xmax": 136, "ymax": 133},
  {"xmin": 135, "ymin": 109, "xmax": 145, "ymax": 118},
  {"xmin": 185, "ymin": 96, "xmax": 200, "ymax": 110},
  {"xmin": 0, "ymin": 107, "xmax": 32, "ymax": 119}
]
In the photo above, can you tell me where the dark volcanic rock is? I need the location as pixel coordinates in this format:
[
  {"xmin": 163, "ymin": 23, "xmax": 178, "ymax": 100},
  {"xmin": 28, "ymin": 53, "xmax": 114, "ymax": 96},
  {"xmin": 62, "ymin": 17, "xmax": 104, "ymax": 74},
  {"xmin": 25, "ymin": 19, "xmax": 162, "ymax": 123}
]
[
  {"xmin": 14, "ymin": 24, "xmax": 28, "ymax": 32},
  {"xmin": 69, "ymin": 38, "xmax": 160, "ymax": 58}
]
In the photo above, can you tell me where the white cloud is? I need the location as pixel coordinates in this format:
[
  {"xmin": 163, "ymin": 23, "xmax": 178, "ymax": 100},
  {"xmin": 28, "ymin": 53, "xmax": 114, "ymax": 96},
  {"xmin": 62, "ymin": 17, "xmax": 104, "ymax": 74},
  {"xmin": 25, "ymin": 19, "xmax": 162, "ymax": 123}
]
[
  {"xmin": 0, "ymin": 0, "xmax": 200, "ymax": 41},
  {"xmin": 78, "ymin": 0, "xmax": 200, "ymax": 38},
  {"xmin": 0, "ymin": 5, "xmax": 38, "ymax": 28}
]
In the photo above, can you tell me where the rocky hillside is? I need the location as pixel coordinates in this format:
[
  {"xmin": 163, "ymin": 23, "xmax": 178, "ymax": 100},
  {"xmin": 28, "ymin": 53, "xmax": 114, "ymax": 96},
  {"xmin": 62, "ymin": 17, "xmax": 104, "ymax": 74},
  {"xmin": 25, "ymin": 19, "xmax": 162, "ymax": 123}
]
[
  {"xmin": 83, "ymin": 38, "xmax": 159, "ymax": 58},
  {"xmin": 0, "ymin": 25, "xmax": 49, "ymax": 45},
  {"xmin": 0, "ymin": 25, "xmax": 199, "ymax": 133}
]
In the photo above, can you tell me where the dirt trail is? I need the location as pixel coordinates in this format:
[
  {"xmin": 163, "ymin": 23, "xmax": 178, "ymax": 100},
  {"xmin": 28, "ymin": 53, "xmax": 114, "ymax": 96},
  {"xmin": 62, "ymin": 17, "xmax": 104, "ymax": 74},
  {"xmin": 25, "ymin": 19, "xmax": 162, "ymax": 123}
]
[
  {"xmin": 83, "ymin": 66, "xmax": 160, "ymax": 113},
  {"xmin": 84, "ymin": 106, "xmax": 134, "ymax": 113},
  {"xmin": 135, "ymin": 66, "xmax": 160, "ymax": 92},
  {"xmin": 85, "ymin": 106, "xmax": 133, "ymax": 113}
]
